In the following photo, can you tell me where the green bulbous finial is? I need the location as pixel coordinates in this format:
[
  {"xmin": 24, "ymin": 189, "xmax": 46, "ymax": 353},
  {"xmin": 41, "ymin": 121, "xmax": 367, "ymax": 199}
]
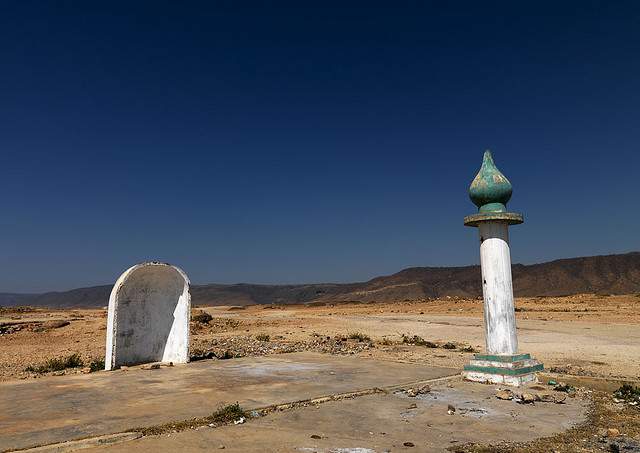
[{"xmin": 469, "ymin": 150, "xmax": 513, "ymax": 213}]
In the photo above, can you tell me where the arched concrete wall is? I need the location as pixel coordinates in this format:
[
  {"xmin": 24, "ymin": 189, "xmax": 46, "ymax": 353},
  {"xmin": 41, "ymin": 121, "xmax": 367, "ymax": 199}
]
[{"xmin": 105, "ymin": 262, "xmax": 190, "ymax": 370}]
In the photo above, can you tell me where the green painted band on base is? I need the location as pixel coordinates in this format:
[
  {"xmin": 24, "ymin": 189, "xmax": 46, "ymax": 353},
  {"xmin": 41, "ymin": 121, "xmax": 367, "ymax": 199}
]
[
  {"xmin": 473, "ymin": 353, "xmax": 531, "ymax": 362},
  {"xmin": 463, "ymin": 211, "xmax": 523, "ymax": 227},
  {"xmin": 463, "ymin": 363, "xmax": 544, "ymax": 376}
]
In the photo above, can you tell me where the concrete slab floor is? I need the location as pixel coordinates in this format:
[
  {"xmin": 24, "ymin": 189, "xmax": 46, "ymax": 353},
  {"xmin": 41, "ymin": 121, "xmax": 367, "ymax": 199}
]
[
  {"xmin": 86, "ymin": 380, "xmax": 588, "ymax": 453},
  {"xmin": 0, "ymin": 353, "xmax": 456, "ymax": 452}
]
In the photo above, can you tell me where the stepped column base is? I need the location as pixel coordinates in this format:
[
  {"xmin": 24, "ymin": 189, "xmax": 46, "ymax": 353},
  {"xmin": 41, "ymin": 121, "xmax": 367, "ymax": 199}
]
[{"xmin": 462, "ymin": 353, "xmax": 543, "ymax": 387}]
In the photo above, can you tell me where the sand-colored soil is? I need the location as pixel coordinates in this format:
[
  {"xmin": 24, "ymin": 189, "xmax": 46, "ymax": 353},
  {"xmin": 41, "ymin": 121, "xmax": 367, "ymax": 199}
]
[{"xmin": 1, "ymin": 294, "xmax": 639, "ymax": 382}]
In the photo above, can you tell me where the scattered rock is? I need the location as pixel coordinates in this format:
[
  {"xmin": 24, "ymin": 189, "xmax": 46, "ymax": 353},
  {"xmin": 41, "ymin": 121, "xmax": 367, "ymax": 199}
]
[
  {"xmin": 447, "ymin": 404, "xmax": 456, "ymax": 415},
  {"xmin": 81, "ymin": 367, "xmax": 91, "ymax": 374},
  {"xmin": 190, "ymin": 351, "xmax": 217, "ymax": 361},
  {"xmin": 403, "ymin": 442, "xmax": 415, "ymax": 447},
  {"xmin": 407, "ymin": 403, "xmax": 417, "ymax": 409},
  {"xmin": 406, "ymin": 384, "xmax": 431, "ymax": 397},
  {"xmin": 495, "ymin": 389, "xmax": 514, "ymax": 400},
  {"xmin": 608, "ymin": 437, "xmax": 640, "ymax": 452},
  {"xmin": 537, "ymin": 393, "xmax": 554, "ymax": 402},
  {"xmin": 442, "ymin": 342, "xmax": 457, "ymax": 350},
  {"xmin": 607, "ymin": 428, "xmax": 620, "ymax": 438},
  {"xmin": 553, "ymin": 393, "xmax": 567, "ymax": 404},
  {"xmin": 310, "ymin": 434, "xmax": 321, "ymax": 439},
  {"xmin": 518, "ymin": 393, "xmax": 537, "ymax": 404},
  {"xmin": 140, "ymin": 363, "xmax": 161, "ymax": 370},
  {"xmin": 554, "ymin": 382, "xmax": 573, "ymax": 393}
]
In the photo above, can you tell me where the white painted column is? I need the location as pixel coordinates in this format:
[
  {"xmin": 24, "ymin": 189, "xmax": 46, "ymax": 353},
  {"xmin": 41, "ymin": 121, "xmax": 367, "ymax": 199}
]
[{"xmin": 478, "ymin": 221, "xmax": 518, "ymax": 355}]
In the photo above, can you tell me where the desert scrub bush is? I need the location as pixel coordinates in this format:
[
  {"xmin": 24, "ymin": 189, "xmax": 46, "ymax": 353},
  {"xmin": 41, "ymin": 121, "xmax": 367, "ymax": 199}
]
[
  {"xmin": 192, "ymin": 310, "xmax": 213, "ymax": 324},
  {"xmin": 379, "ymin": 337, "xmax": 394, "ymax": 346},
  {"xmin": 210, "ymin": 403, "xmax": 248, "ymax": 424},
  {"xmin": 139, "ymin": 403, "xmax": 249, "ymax": 436},
  {"xmin": 614, "ymin": 383, "xmax": 640, "ymax": 405},
  {"xmin": 216, "ymin": 350, "xmax": 235, "ymax": 360},
  {"xmin": 347, "ymin": 332, "xmax": 371, "ymax": 342},
  {"xmin": 25, "ymin": 353, "xmax": 84, "ymax": 373},
  {"xmin": 401, "ymin": 334, "xmax": 437, "ymax": 348},
  {"xmin": 89, "ymin": 358, "xmax": 105, "ymax": 372},
  {"xmin": 255, "ymin": 333, "xmax": 270, "ymax": 342}
]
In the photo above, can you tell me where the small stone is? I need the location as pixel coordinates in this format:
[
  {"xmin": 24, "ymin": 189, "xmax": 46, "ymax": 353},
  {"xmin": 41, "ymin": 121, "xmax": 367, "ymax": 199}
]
[
  {"xmin": 553, "ymin": 393, "xmax": 567, "ymax": 404},
  {"xmin": 218, "ymin": 445, "xmax": 225, "ymax": 449},
  {"xmin": 407, "ymin": 403, "xmax": 417, "ymax": 409},
  {"xmin": 407, "ymin": 384, "xmax": 430, "ymax": 397},
  {"xmin": 310, "ymin": 434, "xmax": 321, "ymax": 439},
  {"xmin": 554, "ymin": 382, "xmax": 572, "ymax": 392},
  {"xmin": 141, "ymin": 363, "xmax": 161, "ymax": 370},
  {"xmin": 519, "ymin": 393, "xmax": 536, "ymax": 404},
  {"xmin": 538, "ymin": 393, "xmax": 554, "ymax": 403},
  {"xmin": 403, "ymin": 442, "xmax": 415, "ymax": 447},
  {"xmin": 607, "ymin": 428, "xmax": 620, "ymax": 438},
  {"xmin": 495, "ymin": 389, "xmax": 514, "ymax": 400},
  {"xmin": 447, "ymin": 404, "xmax": 456, "ymax": 415},
  {"xmin": 81, "ymin": 367, "xmax": 91, "ymax": 374}
]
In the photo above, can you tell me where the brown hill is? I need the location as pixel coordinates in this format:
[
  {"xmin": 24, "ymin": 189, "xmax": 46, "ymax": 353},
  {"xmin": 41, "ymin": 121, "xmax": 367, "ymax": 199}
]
[{"xmin": 1, "ymin": 252, "xmax": 639, "ymax": 308}]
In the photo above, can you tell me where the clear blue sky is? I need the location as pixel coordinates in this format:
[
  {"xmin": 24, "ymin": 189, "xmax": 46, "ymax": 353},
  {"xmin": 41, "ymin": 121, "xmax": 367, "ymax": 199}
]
[{"xmin": 1, "ymin": 1, "xmax": 638, "ymax": 292}]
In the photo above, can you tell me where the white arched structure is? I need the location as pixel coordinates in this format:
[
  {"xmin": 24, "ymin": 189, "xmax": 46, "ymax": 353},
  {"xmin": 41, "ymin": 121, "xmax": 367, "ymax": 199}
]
[{"xmin": 105, "ymin": 262, "xmax": 191, "ymax": 370}]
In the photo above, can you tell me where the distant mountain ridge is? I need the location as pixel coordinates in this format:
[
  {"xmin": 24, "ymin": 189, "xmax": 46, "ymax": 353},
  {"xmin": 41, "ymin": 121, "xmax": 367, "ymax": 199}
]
[{"xmin": 1, "ymin": 252, "xmax": 639, "ymax": 308}]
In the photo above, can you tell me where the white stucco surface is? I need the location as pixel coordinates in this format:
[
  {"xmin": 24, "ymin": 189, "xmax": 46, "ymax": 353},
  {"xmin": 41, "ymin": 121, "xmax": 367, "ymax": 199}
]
[
  {"xmin": 105, "ymin": 262, "xmax": 191, "ymax": 370},
  {"xmin": 478, "ymin": 221, "xmax": 518, "ymax": 355}
]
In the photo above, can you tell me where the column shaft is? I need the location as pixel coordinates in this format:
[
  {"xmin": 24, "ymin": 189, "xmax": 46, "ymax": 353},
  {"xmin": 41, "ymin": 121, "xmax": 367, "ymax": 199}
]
[{"xmin": 478, "ymin": 221, "xmax": 518, "ymax": 355}]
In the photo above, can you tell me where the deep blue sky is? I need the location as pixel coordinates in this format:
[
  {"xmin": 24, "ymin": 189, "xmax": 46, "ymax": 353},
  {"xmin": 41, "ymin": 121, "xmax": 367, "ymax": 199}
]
[{"xmin": 1, "ymin": 1, "xmax": 638, "ymax": 292}]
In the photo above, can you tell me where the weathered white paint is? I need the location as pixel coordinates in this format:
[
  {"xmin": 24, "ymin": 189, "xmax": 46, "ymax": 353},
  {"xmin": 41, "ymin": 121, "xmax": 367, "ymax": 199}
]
[
  {"xmin": 463, "ymin": 370, "xmax": 537, "ymax": 386},
  {"xmin": 105, "ymin": 263, "xmax": 190, "ymax": 370},
  {"xmin": 469, "ymin": 358, "xmax": 540, "ymax": 369},
  {"xmin": 478, "ymin": 221, "xmax": 518, "ymax": 355}
]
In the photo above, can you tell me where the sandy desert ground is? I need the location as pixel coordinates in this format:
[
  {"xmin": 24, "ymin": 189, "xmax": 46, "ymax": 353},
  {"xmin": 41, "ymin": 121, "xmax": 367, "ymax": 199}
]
[
  {"xmin": 1, "ymin": 293, "xmax": 639, "ymax": 382},
  {"xmin": 2, "ymin": 294, "xmax": 640, "ymax": 452}
]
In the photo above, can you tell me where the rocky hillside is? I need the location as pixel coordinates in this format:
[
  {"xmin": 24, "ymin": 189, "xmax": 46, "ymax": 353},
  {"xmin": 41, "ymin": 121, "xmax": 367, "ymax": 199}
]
[{"xmin": 1, "ymin": 252, "xmax": 639, "ymax": 308}]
